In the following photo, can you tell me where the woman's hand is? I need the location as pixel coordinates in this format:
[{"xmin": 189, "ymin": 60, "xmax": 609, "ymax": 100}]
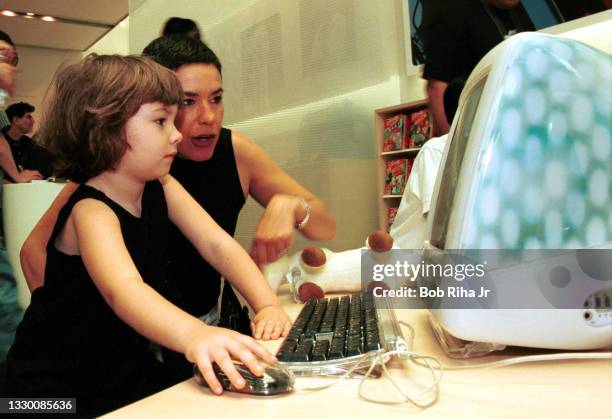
[{"xmin": 250, "ymin": 194, "xmax": 304, "ymax": 266}]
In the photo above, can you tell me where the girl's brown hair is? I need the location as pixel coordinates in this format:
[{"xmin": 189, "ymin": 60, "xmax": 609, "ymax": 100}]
[{"xmin": 40, "ymin": 54, "xmax": 183, "ymax": 182}]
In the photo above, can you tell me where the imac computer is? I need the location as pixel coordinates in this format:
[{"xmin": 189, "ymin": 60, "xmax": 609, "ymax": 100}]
[{"xmin": 423, "ymin": 32, "xmax": 611, "ymax": 356}]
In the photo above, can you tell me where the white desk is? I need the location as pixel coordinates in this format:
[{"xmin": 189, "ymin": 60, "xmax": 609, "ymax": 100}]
[{"xmin": 102, "ymin": 287, "xmax": 612, "ymax": 418}]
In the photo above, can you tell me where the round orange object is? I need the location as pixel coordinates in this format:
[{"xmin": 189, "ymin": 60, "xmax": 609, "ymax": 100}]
[
  {"xmin": 298, "ymin": 282, "xmax": 325, "ymax": 302},
  {"xmin": 301, "ymin": 246, "xmax": 327, "ymax": 267},
  {"xmin": 367, "ymin": 230, "xmax": 393, "ymax": 252}
]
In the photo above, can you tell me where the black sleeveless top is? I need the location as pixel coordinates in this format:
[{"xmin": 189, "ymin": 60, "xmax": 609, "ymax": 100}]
[
  {"xmin": 6, "ymin": 182, "xmax": 174, "ymax": 417},
  {"xmin": 167, "ymin": 128, "xmax": 245, "ymax": 316}
]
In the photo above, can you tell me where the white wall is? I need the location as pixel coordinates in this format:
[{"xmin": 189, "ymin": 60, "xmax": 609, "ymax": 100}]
[
  {"xmin": 7, "ymin": 17, "xmax": 130, "ymax": 133},
  {"xmin": 8, "ymin": 47, "xmax": 82, "ymax": 133},
  {"xmin": 84, "ymin": 17, "xmax": 130, "ymax": 56},
  {"xmin": 128, "ymin": 0, "xmax": 424, "ymax": 251}
]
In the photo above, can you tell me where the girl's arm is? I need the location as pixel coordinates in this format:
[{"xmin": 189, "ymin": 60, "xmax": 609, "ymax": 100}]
[
  {"xmin": 161, "ymin": 175, "xmax": 292, "ymax": 340},
  {"xmin": 71, "ymin": 198, "xmax": 276, "ymax": 395}
]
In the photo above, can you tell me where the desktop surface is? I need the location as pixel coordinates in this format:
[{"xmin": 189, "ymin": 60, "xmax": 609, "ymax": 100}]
[{"xmin": 101, "ymin": 285, "xmax": 612, "ymax": 418}]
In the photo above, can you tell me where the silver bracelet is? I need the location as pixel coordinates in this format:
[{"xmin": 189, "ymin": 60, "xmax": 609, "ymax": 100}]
[{"xmin": 295, "ymin": 196, "xmax": 311, "ymax": 231}]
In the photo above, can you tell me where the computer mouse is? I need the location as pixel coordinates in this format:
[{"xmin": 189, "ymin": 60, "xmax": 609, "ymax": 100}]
[{"xmin": 193, "ymin": 362, "xmax": 295, "ymax": 396}]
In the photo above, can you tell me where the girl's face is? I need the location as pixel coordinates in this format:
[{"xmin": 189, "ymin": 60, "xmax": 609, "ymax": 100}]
[{"xmin": 119, "ymin": 102, "xmax": 182, "ymax": 181}]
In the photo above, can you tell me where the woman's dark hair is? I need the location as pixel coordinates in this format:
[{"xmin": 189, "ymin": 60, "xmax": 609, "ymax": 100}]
[
  {"xmin": 143, "ymin": 35, "xmax": 222, "ymax": 75},
  {"xmin": 162, "ymin": 17, "xmax": 200, "ymax": 40}
]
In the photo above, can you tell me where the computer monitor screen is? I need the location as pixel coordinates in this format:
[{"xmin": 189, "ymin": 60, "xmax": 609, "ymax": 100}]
[
  {"xmin": 429, "ymin": 76, "xmax": 487, "ymax": 250},
  {"xmin": 428, "ymin": 32, "xmax": 611, "ymax": 251}
]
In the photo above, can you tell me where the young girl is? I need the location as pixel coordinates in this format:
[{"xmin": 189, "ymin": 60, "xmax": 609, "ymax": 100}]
[{"xmin": 6, "ymin": 54, "xmax": 290, "ymax": 417}]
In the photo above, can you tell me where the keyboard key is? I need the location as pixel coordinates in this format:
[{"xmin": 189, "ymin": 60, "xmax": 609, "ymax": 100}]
[
  {"xmin": 328, "ymin": 347, "xmax": 344, "ymax": 360},
  {"xmin": 279, "ymin": 340, "xmax": 297, "ymax": 353},
  {"xmin": 315, "ymin": 332, "xmax": 334, "ymax": 343},
  {"xmin": 311, "ymin": 340, "xmax": 329, "ymax": 361},
  {"xmin": 328, "ymin": 337, "xmax": 345, "ymax": 359},
  {"xmin": 279, "ymin": 352, "xmax": 309, "ymax": 362},
  {"xmin": 365, "ymin": 340, "xmax": 381, "ymax": 352},
  {"xmin": 365, "ymin": 331, "xmax": 381, "ymax": 352},
  {"xmin": 346, "ymin": 344, "xmax": 362, "ymax": 357},
  {"xmin": 295, "ymin": 340, "xmax": 313, "ymax": 360},
  {"xmin": 319, "ymin": 323, "xmax": 334, "ymax": 333}
]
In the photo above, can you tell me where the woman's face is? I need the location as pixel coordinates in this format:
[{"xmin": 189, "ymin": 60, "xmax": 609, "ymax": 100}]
[{"xmin": 173, "ymin": 63, "xmax": 224, "ymax": 162}]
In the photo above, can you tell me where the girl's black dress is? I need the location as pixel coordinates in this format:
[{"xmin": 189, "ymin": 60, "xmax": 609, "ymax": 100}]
[{"xmin": 6, "ymin": 182, "xmax": 175, "ymax": 417}]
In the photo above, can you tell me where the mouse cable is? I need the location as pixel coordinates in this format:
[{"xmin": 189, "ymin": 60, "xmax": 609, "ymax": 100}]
[
  {"xmin": 355, "ymin": 347, "xmax": 443, "ymax": 408},
  {"xmin": 291, "ymin": 320, "xmax": 609, "ymax": 408},
  {"xmin": 293, "ymin": 324, "xmax": 444, "ymax": 408},
  {"xmin": 397, "ymin": 320, "xmax": 612, "ymax": 370}
]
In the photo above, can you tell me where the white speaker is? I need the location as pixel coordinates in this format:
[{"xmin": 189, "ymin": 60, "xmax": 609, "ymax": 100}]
[{"xmin": 2, "ymin": 181, "xmax": 64, "ymax": 308}]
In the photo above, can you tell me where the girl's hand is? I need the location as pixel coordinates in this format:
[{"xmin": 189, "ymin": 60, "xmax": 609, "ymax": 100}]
[
  {"xmin": 251, "ymin": 305, "xmax": 292, "ymax": 340},
  {"xmin": 185, "ymin": 325, "xmax": 277, "ymax": 395}
]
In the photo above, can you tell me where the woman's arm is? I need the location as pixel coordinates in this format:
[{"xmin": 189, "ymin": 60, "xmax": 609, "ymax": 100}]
[
  {"xmin": 233, "ymin": 132, "xmax": 336, "ymax": 265},
  {"xmin": 70, "ymin": 198, "xmax": 276, "ymax": 394},
  {"xmin": 20, "ymin": 182, "xmax": 78, "ymax": 291},
  {"xmin": 161, "ymin": 175, "xmax": 292, "ymax": 340}
]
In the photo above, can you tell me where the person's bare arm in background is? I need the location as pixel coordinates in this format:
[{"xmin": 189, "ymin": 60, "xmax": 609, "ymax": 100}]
[
  {"xmin": 426, "ymin": 79, "xmax": 450, "ymax": 136},
  {"xmin": 0, "ymin": 62, "xmax": 14, "ymax": 96},
  {"xmin": 0, "ymin": 135, "xmax": 42, "ymax": 183},
  {"xmin": 20, "ymin": 182, "xmax": 78, "ymax": 291}
]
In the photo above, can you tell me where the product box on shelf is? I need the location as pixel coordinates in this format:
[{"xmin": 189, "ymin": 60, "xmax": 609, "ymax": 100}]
[
  {"xmin": 405, "ymin": 109, "xmax": 432, "ymax": 148},
  {"xmin": 387, "ymin": 207, "xmax": 398, "ymax": 231},
  {"xmin": 384, "ymin": 158, "xmax": 413, "ymax": 195},
  {"xmin": 382, "ymin": 114, "xmax": 407, "ymax": 151}
]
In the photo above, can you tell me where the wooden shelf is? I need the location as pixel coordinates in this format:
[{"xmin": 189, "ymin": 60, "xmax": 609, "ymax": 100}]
[
  {"xmin": 374, "ymin": 100, "xmax": 430, "ymax": 231},
  {"xmin": 380, "ymin": 148, "xmax": 421, "ymax": 157}
]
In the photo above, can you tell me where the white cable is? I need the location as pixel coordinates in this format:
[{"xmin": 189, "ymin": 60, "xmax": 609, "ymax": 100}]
[
  {"xmin": 399, "ymin": 321, "xmax": 416, "ymax": 350},
  {"xmin": 293, "ymin": 328, "xmax": 444, "ymax": 408},
  {"xmin": 357, "ymin": 349, "xmax": 443, "ymax": 408},
  {"xmin": 290, "ymin": 318, "xmax": 609, "ymax": 408},
  {"xmin": 411, "ymin": 351, "xmax": 612, "ymax": 370},
  {"xmin": 398, "ymin": 319, "xmax": 612, "ymax": 370},
  {"xmin": 294, "ymin": 352, "xmax": 380, "ymax": 393}
]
